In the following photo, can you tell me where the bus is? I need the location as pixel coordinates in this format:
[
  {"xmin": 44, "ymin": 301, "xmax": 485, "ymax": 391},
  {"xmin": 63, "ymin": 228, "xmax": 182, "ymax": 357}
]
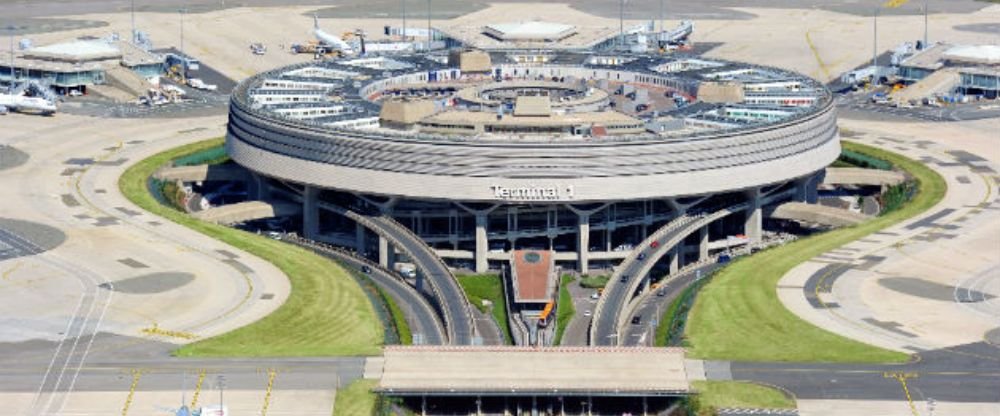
[{"xmin": 537, "ymin": 301, "xmax": 555, "ymax": 328}]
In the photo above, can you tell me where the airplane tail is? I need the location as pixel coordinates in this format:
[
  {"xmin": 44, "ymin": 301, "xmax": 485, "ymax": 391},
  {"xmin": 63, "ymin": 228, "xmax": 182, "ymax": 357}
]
[{"xmin": 313, "ymin": 14, "xmax": 319, "ymax": 30}]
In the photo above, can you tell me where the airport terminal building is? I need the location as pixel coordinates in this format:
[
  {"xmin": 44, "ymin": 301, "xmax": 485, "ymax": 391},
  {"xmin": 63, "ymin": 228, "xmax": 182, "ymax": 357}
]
[{"xmin": 226, "ymin": 43, "xmax": 838, "ymax": 276}]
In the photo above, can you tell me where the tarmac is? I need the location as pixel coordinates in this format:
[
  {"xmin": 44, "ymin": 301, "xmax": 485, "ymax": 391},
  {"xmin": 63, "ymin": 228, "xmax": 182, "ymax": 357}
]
[{"xmin": 0, "ymin": 113, "xmax": 302, "ymax": 415}]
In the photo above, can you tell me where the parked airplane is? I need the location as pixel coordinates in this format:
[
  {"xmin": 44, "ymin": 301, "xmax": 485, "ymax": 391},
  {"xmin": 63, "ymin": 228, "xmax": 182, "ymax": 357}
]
[
  {"xmin": 0, "ymin": 91, "xmax": 57, "ymax": 115},
  {"xmin": 313, "ymin": 15, "xmax": 355, "ymax": 56}
]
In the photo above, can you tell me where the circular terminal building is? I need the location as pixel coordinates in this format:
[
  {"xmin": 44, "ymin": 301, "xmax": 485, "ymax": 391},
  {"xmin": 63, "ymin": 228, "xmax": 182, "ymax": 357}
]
[{"xmin": 227, "ymin": 49, "xmax": 839, "ymax": 275}]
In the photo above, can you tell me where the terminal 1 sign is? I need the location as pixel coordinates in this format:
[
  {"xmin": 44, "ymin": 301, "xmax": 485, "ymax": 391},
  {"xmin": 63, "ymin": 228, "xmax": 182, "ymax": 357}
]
[{"xmin": 491, "ymin": 184, "xmax": 575, "ymax": 201}]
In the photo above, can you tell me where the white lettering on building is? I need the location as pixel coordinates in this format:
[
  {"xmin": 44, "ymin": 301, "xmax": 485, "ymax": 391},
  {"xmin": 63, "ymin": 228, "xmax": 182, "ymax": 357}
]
[{"xmin": 491, "ymin": 184, "xmax": 575, "ymax": 201}]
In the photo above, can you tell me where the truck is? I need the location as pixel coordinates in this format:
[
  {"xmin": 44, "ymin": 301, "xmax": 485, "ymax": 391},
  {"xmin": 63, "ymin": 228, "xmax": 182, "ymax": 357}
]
[
  {"xmin": 394, "ymin": 262, "xmax": 417, "ymax": 279},
  {"xmin": 188, "ymin": 78, "xmax": 218, "ymax": 92}
]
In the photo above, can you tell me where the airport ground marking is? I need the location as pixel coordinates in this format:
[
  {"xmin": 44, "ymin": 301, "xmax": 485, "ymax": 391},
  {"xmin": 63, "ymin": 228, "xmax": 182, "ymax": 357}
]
[
  {"xmin": 260, "ymin": 368, "xmax": 278, "ymax": 416},
  {"xmin": 121, "ymin": 368, "xmax": 144, "ymax": 416},
  {"xmin": 191, "ymin": 369, "xmax": 207, "ymax": 409},
  {"xmin": 883, "ymin": 371, "xmax": 919, "ymax": 415}
]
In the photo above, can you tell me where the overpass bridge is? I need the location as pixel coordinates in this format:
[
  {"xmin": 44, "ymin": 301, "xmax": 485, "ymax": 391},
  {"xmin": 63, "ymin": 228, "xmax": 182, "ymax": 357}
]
[
  {"xmin": 768, "ymin": 202, "xmax": 869, "ymax": 227},
  {"xmin": 192, "ymin": 200, "xmax": 301, "ymax": 225},
  {"xmin": 153, "ymin": 163, "xmax": 249, "ymax": 182},
  {"xmin": 823, "ymin": 167, "xmax": 905, "ymax": 186}
]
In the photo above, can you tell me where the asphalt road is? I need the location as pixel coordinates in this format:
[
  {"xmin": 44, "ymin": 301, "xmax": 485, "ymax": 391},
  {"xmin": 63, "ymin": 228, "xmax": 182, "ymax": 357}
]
[
  {"xmin": 621, "ymin": 263, "xmax": 721, "ymax": 347},
  {"xmin": 326, "ymin": 205, "xmax": 478, "ymax": 346},
  {"xmin": 591, "ymin": 214, "xmax": 697, "ymax": 346},
  {"xmin": 727, "ymin": 341, "xmax": 1000, "ymax": 402},
  {"xmin": 0, "ymin": 356, "xmax": 366, "ymax": 392}
]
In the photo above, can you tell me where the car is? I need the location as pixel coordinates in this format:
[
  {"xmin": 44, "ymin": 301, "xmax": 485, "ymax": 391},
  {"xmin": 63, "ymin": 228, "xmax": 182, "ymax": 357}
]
[
  {"xmin": 718, "ymin": 254, "xmax": 732, "ymax": 264},
  {"xmin": 620, "ymin": 274, "xmax": 629, "ymax": 283},
  {"xmin": 650, "ymin": 241, "xmax": 660, "ymax": 249},
  {"xmin": 583, "ymin": 310, "xmax": 592, "ymax": 317},
  {"xmin": 590, "ymin": 292, "xmax": 600, "ymax": 300},
  {"xmin": 637, "ymin": 252, "xmax": 647, "ymax": 260},
  {"xmin": 361, "ymin": 265, "xmax": 371, "ymax": 274},
  {"xmin": 631, "ymin": 316, "xmax": 642, "ymax": 325},
  {"xmin": 656, "ymin": 289, "xmax": 667, "ymax": 297},
  {"xmin": 265, "ymin": 231, "xmax": 282, "ymax": 240}
]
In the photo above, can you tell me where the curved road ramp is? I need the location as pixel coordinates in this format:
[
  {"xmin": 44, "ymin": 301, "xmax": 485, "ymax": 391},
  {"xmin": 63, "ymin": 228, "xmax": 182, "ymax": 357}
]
[
  {"xmin": 376, "ymin": 346, "xmax": 691, "ymax": 410},
  {"xmin": 318, "ymin": 202, "xmax": 478, "ymax": 346},
  {"xmin": 286, "ymin": 236, "xmax": 447, "ymax": 345},
  {"xmin": 591, "ymin": 204, "xmax": 748, "ymax": 346}
]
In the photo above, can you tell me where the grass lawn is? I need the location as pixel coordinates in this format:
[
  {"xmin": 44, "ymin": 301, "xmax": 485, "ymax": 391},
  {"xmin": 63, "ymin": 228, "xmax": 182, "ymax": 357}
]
[
  {"xmin": 685, "ymin": 141, "xmax": 945, "ymax": 363},
  {"xmin": 121, "ymin": 138, "xmax": 382, "ymax": 356},
  {"xmin": 332, "ymin": 380, "xmax": 378, "ymax": 416},
  {"xmin": 691, "ymin": 381, "xmax": 796, "ymax": 411},
  {"xmin": 553, "ymin": 274, "xmax": 576, "ymax": 345},
  {"xmin": 578, "ymin": 275, "xmax": 609, "ymax": 289},
  {"xmin": 456, "ymin": 273, "xmax": 511, "ymax": 344}
]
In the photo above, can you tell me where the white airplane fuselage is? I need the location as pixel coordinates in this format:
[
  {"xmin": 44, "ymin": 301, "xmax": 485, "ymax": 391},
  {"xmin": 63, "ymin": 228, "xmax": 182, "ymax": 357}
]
[{"xmin": 0, "ymin": 93, "xmax": 57, "ymax": 115}]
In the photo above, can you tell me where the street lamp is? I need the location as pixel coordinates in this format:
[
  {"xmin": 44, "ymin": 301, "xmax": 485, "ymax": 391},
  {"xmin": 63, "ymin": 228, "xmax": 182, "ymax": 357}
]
[
  {"xmin": 7, "ymin": 25, "xmax": 15, "ymax": 89},
  {"xmin": 179, "ymin": 8, "xmax": 186, "ymax": 58}
]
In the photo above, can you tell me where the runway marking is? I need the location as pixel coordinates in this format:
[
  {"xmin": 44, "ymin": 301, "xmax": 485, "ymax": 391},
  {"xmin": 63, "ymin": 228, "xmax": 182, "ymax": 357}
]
[
  {"xmin": 804, "ymin": 30, "xmax": 831, "ymax": 80},
  {"xmin": 121, "ymin": 368, "xmax": 144, "ymax": 416},
  {"xmin": 261, "ymin": 368, "xmax": 278, "ymax": 416},
  {"xmin": 191, "ymin": 369, "xmax": 207, "ymax": 409},
  {"xmin": 141, "ymin": 323, "xmax": 199, "ymax": 340},
  {"xmin": 883, "ymin": 371, "xmax": 919, "ymax": 416}
]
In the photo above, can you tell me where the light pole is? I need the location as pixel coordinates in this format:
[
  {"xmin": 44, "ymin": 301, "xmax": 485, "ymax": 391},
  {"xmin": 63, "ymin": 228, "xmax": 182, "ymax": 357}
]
[
  {"xmin": 659, "ymin": 0, "xmax": 664, "ymax": 32},
  {"xmin": 131, "ymin": 0, "xmax": 136, "ymax": 44},
  {"xmin": 8, "ymin": 25, "xmax": 14, "ymax": 89},
  {"xmin": 618, "ymin": 0, "xmax": 624, "ymax": 51},
  {"xmin": 923, "ymin": 0, "xmax": 928, "ymax": 48},
  {"xmin": 216, "ymin": 375, "xmax": 225, "ymax": 412},
  {"xmin": 179, "ymin": 8, "xmax": 186, "ymax": 57},
  {"xmin": 401, "ymin": 0, "xmax": 407, "ymax": 41},
  {"xmin": 426, "ymin": 0, "xmax": 432, "ymax": 50}
]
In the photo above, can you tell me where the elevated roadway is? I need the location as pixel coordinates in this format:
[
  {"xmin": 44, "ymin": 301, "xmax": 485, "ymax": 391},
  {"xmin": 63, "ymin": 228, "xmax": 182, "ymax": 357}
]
[
  {"xmin": 768, "ymin": 201, "xmax": 869, "ymax": 227},
  {"xmin": 377, "ymin": 346, "xmax": 690, "ymax": 397},
  {"xmin": 317, "ymin": 202, "xmax": 477, "ymax": 345},
  {"xmin": 591, "ymin": 203, "xmax": 748, "ymax": 345},
  {"xmin": 191, "ymin": 200, "xmax": 301, "ymax": 224},
  {"xmin": 152, "ymin": 163, "xmax": 249, "ymax": 182},
  {"xmin": 286, "ymin": 236, "xmax": 447, "ymax": 345},
  {"xmin": 823, "ymin": 167, "xmax": 906, "ymax": 186}
]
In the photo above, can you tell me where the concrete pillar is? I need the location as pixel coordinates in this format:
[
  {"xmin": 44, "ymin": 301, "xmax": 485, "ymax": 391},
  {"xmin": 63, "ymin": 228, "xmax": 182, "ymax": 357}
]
[
  {"xmin": 475, "ymin": 213, "xmax": 488, "ymax": 274},
  {"xmin": 355, "ymin": 222, "xmax": 365, "ymax": 253},
  {"xmin": 302, "ymin": 186, "xmax": 319, "ymax": 239},
  {"xmin": 378, "ymin": 236, "xmax": 396, "ymax": 269},
  {"xmin": 744, "ymin": 189, "xmax": 763, "ymax": 242},
  {"xmin": 668, "ymin": 247, "xmax": 679, "ymax": 275},
  {"xmin": 699, "ymin": 225, "xmax": 709, "ymax": 261},
  {"xmin": 577, "ymin": 214, "xmax": 590, "ymax": 274},
  {"xmin": 248, "ymin": 172, "xmax": 270, "ymax": 200}
]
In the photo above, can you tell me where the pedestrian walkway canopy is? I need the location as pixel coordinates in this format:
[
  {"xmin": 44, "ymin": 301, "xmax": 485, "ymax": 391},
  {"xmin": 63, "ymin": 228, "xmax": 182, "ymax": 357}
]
[{"xmin": 376, "ymin": 346, "xmax": 690, "ymax": 397}]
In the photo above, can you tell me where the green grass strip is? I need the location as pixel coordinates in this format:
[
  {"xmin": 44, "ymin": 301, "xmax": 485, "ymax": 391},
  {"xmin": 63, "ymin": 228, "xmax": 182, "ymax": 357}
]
[
  {"xmin": 685, "ymin": 141, "xmax": 945, "ymax": 363},
  {"xmin": 120, "ymin": 138, "xmax": 382, "ymax": 356},
  {"xmin": 456, "ymin": 273, "xmax": 512, "ymax": 344},
  {"xmin": 578, "ymin": 275, "xmax": 609, "ymax": 289},
  {"xmin": 690, "ymin": 381, "xmax": 796, "ymax": 411},
  {"xmin": 553, "ymin": 274, "xmax": 576, "ymax": 345},
  {"xmin": 378, "ymin": 286, "xmax": 413, "ymax": 345},
  {"xmin": 332, "ymin": 379, "xmax": 378, "ymax": 416}
]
